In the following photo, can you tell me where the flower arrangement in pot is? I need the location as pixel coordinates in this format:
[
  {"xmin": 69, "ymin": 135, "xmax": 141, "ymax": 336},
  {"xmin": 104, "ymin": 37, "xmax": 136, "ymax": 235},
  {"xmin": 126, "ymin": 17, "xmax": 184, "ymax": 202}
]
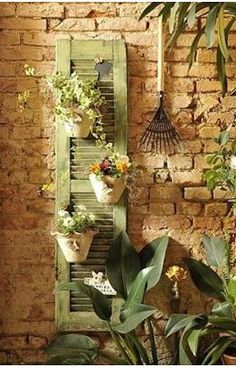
[
  {"xmin": 52, "ymin": 205, "xmax": 98, "ymax": 263},
  {"xmin": 89, "ymin": 147, "xmax": 132, "ymax": 204},
  {"xmin": 46, "ymin": 72, "xmax": 104, "ymax": 138}
]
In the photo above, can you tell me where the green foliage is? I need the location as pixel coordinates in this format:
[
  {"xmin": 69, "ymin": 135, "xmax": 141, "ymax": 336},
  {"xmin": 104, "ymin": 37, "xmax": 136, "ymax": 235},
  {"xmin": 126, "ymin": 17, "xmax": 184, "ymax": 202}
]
[
  {"xmin": 165, "ymin": 233, "xmax": 236, "ymax": 364},
  {"xmin": 140, "ymin": 2, "xmax": 236, "ymax": 95},
  {"xmin": 46, "ymin": 231, "xmax": 169, "ymax": 365},
  {"xmin": 46, "ymin": 72, "xmax": 104, "ymax": 129},
  {"xmin": 203, "ymin": 129, "xmax": 236, "ymax": 193},
  {"xmin": 56, "ymin": 206, "xmax": 96, "ymax": 234}
]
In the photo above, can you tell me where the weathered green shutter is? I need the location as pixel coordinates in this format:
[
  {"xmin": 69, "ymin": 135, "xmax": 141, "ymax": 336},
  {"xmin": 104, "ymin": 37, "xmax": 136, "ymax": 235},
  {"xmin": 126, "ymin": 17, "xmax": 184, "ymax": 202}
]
[{"xmin": 55, "ymin": 39, "xmax": 127, "ymax": 331}]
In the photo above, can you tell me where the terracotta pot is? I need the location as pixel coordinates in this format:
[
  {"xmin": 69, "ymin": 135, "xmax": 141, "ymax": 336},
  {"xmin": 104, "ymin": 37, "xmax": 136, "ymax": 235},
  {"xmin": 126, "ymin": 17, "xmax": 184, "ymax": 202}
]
[
  {"xmin": 222, "ymin": 353, "xmax": 236, "ymax": 365},
  {"xmin": 65, "ymin": 112, "xmax": 94, "ymax": 138},
  {"xmin": 89, "ymin": 174, "xmax": 126, "ymax": 204},
  {"xmin": 54, "ymin": 229, "xmax": 96, "ymax": 263}
]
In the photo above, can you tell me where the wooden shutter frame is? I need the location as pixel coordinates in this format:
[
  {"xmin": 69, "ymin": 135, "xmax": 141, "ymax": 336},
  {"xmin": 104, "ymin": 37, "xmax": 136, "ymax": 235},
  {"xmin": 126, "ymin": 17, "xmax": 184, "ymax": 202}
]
[{"xmin": 55, "ymin": 39, "xmax": 128, "ymax": 332}]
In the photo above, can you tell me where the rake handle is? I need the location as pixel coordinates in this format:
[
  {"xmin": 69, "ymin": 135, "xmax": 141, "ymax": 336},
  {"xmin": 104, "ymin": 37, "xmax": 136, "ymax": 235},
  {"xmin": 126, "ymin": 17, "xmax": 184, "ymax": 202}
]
[{"xmin": 157, "ymin": 15, "xmax": 164, "ymax": 92}]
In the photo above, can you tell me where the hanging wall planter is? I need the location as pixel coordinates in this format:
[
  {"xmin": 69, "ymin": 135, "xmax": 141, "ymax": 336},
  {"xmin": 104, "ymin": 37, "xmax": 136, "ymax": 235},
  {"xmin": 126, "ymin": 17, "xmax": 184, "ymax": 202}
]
[
  {"xmin": 89, "ymin": 151, "xmax": 132, "ymax": 204},
  {"xmin": 64, "ymin": 110, "xmax": 95, "ymax": 138},
  {"xmin": 54, "ymin": 229, "xmax": 97, "ymax": 263},
  {"xmin": 89, "ymin": 173, "xmax": 125, "ymax": 204},
  {"xmin": 53, "ymin": 206, "xmax": 97, "ymax": 263}
]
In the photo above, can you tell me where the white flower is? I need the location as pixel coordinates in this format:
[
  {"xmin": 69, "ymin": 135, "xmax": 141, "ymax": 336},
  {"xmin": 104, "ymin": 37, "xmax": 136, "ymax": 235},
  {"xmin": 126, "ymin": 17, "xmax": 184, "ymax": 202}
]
[
  {"xmin": 119, "ymin": 155, "xmax": 130, "ymax": 164},
  {"xmin": 77, "ymin": 204, "xmax": 86, "ymax": 211},
  {"xmin": 63, "ymin": 217, "xmax": 75, "ymax": 227},
  {"xmin": 58, "ymin": 209, "xmax": 69, "ymax": 217},
  {"xmin": 89, "ymin": 214, "xmax": 95, "ymax": 221}
]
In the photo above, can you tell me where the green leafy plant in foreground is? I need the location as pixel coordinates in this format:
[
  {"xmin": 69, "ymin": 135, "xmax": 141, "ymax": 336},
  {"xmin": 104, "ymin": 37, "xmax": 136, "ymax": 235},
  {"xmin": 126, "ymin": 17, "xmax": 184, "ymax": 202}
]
[
  {"xmin": 165, "ymin": 234, "xmax": 236, "ymax": 364},
  {"xmin": 203, "ymin": 128, "xmax": 236, "ymax": 194},
  {"xmin": 45, "ymin": 231, "xmax": 169, "ymax": 364},
  {"xmin": 140, "ymin": 2, "xmax": 236, "ymax": 96}
]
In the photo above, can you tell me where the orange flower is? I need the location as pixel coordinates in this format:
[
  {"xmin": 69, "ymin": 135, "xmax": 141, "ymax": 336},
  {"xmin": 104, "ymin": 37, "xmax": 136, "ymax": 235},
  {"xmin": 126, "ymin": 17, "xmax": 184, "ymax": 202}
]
[
  {"xmin": 116, "ymin": 161, "xmax": 129, "ymax": 174},
  {"xmin": 90, "ymin": 163, "xmax": 100, "ymax": 174}
]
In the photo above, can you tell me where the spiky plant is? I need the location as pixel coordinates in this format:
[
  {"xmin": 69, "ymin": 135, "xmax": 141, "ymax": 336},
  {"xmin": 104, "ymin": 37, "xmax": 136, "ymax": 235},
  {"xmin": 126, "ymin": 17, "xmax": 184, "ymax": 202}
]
[{"xmin": 140, "ymin": 2, "xmax": 236, "ymax": 96}]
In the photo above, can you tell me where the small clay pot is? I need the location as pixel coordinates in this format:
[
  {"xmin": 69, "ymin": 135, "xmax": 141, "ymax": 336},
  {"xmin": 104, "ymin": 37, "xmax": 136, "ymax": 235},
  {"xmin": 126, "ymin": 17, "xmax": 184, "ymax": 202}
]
[
  {"xmin": 65, "ymin": 112, "xmax": 94, "ymax": 138},
  {"xmin": 53, "ymin": 229, "xmax": 97, "ymax": 263},
  {"xmin": 89, "ymin": 174, "xmax": 126, "ymax": 204},
  {"xmin": 222, "ymin": 352, "xmax": 236, "ymax": 365}
]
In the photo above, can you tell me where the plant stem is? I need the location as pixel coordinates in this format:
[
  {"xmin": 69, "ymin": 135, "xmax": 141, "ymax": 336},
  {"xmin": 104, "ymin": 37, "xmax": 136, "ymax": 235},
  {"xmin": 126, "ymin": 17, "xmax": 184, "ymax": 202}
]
[
  {"xmin": 98, "ymin": 350, "xmax": 129, "ymax": 365},
  {"xmin": 118, "ymin": 334, "xmax": 138, "ymax": 365},
  {"xmin": 128, "ymin": 332, "xmax": 150, "ymax": 365},
  {"xmin": 107, "ymin": 322, "xmax": 132, "ymax": 364},
  {"xmin": 147, "ymin": 317, "xmax": 158, "ymax": 364}
]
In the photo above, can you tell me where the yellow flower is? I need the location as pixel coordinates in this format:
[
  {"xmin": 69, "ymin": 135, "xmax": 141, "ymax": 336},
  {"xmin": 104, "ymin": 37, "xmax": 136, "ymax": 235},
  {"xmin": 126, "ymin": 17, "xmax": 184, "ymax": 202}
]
[
  {"xmin": 166, "ymin": 265, "xmax": 187, "ymax": 282},
  {"xmin": 90, "ymin": 163, "xmax": 100, "ymax": 174},
  {"xmin": 116, "ymin": 160, "xmax": 129, "ymax": 174}
]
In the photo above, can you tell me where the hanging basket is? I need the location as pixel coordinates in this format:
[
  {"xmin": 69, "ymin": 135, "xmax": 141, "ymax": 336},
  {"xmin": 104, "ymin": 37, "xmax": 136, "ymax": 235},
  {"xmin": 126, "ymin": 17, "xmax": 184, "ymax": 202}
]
[
  {"xmin": 64, "ymin": 112, "xmax": 94, "ymax": 138},
  {"xmin": 89, "ymin": 174, "xmax": 126, "ymax": 204},
  {"xmin": 53, "ymin": 229, "xmax": 96, "ymax": 263}
]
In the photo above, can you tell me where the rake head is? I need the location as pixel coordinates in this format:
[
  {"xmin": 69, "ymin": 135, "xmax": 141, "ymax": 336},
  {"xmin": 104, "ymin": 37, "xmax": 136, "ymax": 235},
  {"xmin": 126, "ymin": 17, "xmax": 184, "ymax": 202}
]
[{"xmin": 139, "ymin": 93, "xmax": 182, "ymax": 154}]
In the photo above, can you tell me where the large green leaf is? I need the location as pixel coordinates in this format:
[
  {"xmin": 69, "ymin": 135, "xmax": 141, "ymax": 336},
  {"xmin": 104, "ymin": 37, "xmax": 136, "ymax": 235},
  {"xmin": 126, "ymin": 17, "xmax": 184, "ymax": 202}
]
[
  {"xmin": 165, "ymin": 314, "xmax": 197, "ymax": 337},
  {"xmin": 123, "ymin": 266, "xmax": 157, "ymax": 309},
  {"xmin": 187, "ymin": 26, "xmax": 205, "ymax": 70},
  {"xmin": 45, "ymin": 334, "xmax": 97, "ymax": 363},
  {"xmin": 106, "ymin": 231, "xmax": 141, "ymax": 298},
  {"xmin": 187, "ymin": 3, "xmax": 197, "ymax": 28},
  {"xmin": 202, "ymin": 234, "xmax": 227, "ymax": 268},
  {"xmin": 217, "ymin": 5, "xmax": 230, "ymax": 61},
  {"xmin": 183, "ymin": 258, "xmax": 225, "ymax": 299},
  {"xmin": 139, "ymin": 2, "xmax": 160, "ymax": 20},
  {"xmin": 139, "ymin": 236, "xmax": 169, "ymax": 290},
  {"xmin": 205, "ymin": 4, "xmax": 220, "ymax": 48},
  {"xmin": 208, "ymin": 315, "xmax": 236, "ymax": 331},
  {"xmin": 212, "ymin": 301, "xmax": 233, "ymax": 318},
  {"xmin": 57, "ymin": 282, "xmax": 112, "ymax": 321},
  {"xmin": 112, "ymin": 303, "xmax": 156, "ymax": 334},
  {"xmin": 228, "ymin": 276, "xmax": 236, "ymax": 302},
  {"xmin": 203, "ymin": 336, "xmax": 236, "ymax": 365},
  {"xmin": 47, "ymin": 353, "xmax": 93, "ymax": 365}
]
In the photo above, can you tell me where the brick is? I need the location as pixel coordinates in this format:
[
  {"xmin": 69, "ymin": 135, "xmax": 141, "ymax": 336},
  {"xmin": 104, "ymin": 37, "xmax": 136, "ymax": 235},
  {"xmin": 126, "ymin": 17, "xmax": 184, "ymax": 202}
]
[
  {"xmin": 196, "ymin": 80, "xmax": 221, "ymax": 92},
  {"xmin": 197, "ymin": 49, "xmax": 216, "ymax": 63},
  {"xmin": 125, "ymin": 32, "xmax": 157, "ymax": 46},
  {"xmin": 0, "ymin": 46, "xmax": 44, "ymax": 61},
  {"xmin": 0, "ymin": 336, "xmax": 27, "ymax": 350},
  {"xmin": 176, "ymin": 33, "xmax": 206, "ymax": 48},
  {"xmin": 17, "ymin": 3, "xmax": 64, "ymax": 18},
  {"xmin": 149, "ymin": 203, "xmax": 175, "ymax": 215},
  {"xmin": 170, "ymin": 171, "xmax": 203, "ymax": 185},
  {"xmin": 0, "ymin": 352, "xmax": 7, "ymax": 364},
  {"xmin": 53, "ymin": 18, "xmax": 95, "ymax": 31},
  {"xmin": 28, "ymin": 336, "xmax": 47, "ymax": 349},
  {"xmin": 184, "ymin": 187, "xmax": 211, "ymax": 201},
  {"xmin": 213, "ymin": 188, "xmax": 234, "ymax": 200},
  {"xmin": 66, "ymin": 3, "xmax": 117, "ymax": 17},
  {"xmin": 171, "ymin": 64, "xmax": 217, "ymax": 78},
  {"xmin": 12, "ymin": 127, "xmax": 41, "ymax": 139},
  {"xmin": 0, "ymin": 31, "xmax": 20, "ymax": 45},
  {"xmin": 28, "ymin": 169, "xmax": 50, "ymax": 184},
  {"xmin": 167, "ymin": 155, "xmax": 193, "ymax": 170},
  {"xmin": 172, "ymin": 95, "xmax": 192, "ymax": 109},
  {"xmin": 98, "ymin": 18, "xmax": 147, "ymax": 31},
  {"xmin": 176, "ymin": 202, "xmax": 202, "ymax": 216},
  {"xmin": 203, "ymin": 140, "xmax": 219, "ymax": 153},
  {"xmin": 194, "ymin": 155, "xmax": 210, "ymax": 169},
  {"xmin": 167, "ymin": 48, "xmax": 190, "ymax": 62},
  {"xmin": 193, "ymin": 217, "xmax": 221, "ymax": 230},
  {"xmin": 208, "ymin": 112, "xmax": 235, "ymax": 125},
  {"xmin": 133, "ymin": 153, "xmax": 166, "ymax": 169},
  {"xmin": 199, "ymin": 126, "xmax": 220, "ymax": 139},
  {"xmin": 177, "ymin": 126, "xmax": 196, "ymax": 140},
  {"xmin": 165, "ymin": 77, "xmax": 194, "ymax": 93},
  {"xmin": 205, "ymin": 203, "xmax": 228, "ymax": 216},
  {"xmin": 119, "ymin": 3, "xmax": 146, "ymax": 17},
  {"xmin": 0, "ymin": 4, "xmax": 16, "ymax": 17},
  {"xmin": 150, "ymin": 186, "xmax": 183, "ymax": 201},
  {"xmin": 0, "ymin": 18, "xmax": 46, "ymax": 30},
  {"xmin": 0, "ymin": 63, "xmax": 16, "ymax": 77},
  {"xmin": 144, "ymin": 215, "xmax": 191, "ymax": 230},
  {"xmin": 222, "ymin": 96, "xmax": 236, "ymax": 109}
]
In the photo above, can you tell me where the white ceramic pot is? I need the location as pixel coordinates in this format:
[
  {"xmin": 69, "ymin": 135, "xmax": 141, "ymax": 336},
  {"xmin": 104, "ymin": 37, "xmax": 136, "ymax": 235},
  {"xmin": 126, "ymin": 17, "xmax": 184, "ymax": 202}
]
[
  {"xmin": 89, "ymin": 174, "xmax": 126, "ymax": 204},
  {"xmin": 54, "ymin": 229, "xmax": 96, "ymax": 263},
  {"xmin": 65, "ymin": 112, "xmax": 94, "ymax": 138},
  {"xmin": 231, "ymin": 156, "xmax": 236, "ymax": 170}
]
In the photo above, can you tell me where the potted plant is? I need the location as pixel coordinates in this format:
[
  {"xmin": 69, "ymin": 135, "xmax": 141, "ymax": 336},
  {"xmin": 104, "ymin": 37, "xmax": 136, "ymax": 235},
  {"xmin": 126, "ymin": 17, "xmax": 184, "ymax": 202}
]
[
  {"xmin": 52, "ymin": 205, "xmax": 97, "ymax": 263},
  {"xmin": 89, "ymin": 149, "xmax": 133, "ymax": 204},
  {"xmin": 46, "ymin": 72, "xmax": 104, "ymax": 138},
  {"xmin": 203, "ymin": 128, "xmax": 236, "ymax": 213},
  {"xmin": 45, "ymin": 231, "xmax": 170, "ymax": 364},
  {"xmin": 165, "ymin": 233, "xmax": 236, "ymax": 365}
]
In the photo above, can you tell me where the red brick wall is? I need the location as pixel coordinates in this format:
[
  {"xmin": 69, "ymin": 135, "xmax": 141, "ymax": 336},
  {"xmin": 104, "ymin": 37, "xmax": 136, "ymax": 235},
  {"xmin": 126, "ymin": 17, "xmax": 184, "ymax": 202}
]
[{"xmin": 0, "ymin": 2, "xmax": 235, "ymax": 364}]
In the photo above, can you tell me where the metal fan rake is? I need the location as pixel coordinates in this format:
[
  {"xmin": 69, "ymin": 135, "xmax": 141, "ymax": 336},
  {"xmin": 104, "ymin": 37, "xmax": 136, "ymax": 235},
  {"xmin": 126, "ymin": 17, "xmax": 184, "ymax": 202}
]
[
  {"xmin": 139, "ymin": 92, "xmax": 182, "ymax": 153},
  {"xmin": 139, "ymin": 16, "xmax": 182, "ymax": 154}
]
